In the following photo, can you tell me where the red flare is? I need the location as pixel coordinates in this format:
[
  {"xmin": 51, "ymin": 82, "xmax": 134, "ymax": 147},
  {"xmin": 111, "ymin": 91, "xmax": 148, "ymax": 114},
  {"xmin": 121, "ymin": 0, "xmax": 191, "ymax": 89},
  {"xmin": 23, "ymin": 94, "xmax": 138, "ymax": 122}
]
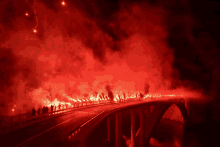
[{"xmin": 61, "ymin": 1, "xmax": 66, "ymax": 6}]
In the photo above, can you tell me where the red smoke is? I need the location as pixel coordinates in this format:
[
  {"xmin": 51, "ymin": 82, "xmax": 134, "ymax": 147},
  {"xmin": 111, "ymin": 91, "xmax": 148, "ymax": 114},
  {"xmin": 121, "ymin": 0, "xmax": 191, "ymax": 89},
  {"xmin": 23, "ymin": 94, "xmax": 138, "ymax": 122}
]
[{"xmin": 0, "ymin": 0, "xmax": 211, "ymax": 115}]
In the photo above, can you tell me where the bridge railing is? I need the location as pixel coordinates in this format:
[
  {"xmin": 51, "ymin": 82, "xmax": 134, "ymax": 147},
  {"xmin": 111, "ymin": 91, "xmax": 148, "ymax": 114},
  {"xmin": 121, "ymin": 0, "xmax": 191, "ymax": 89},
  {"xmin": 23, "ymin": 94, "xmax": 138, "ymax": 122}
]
[
  {"xmin": 0, "ymin": 101, "xmax": 100, "ymax": 133},
  {"xmin": 67, "ymin": 98, "xmax": 187, "ymax": 147},
  {"xmin": 0, "ymin": 98, "xmax": 140, "ymax": 134},
  {"xmin": 67, "ymin": 98, "xmax": 145, "ymax": 142}
]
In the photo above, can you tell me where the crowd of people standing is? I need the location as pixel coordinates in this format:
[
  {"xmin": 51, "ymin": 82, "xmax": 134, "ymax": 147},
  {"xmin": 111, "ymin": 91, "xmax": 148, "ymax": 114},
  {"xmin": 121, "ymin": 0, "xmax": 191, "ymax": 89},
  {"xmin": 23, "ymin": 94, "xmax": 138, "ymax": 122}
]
[{"xmin": 31, "ymin": 104, "xmax": 59, "ymax": 116}]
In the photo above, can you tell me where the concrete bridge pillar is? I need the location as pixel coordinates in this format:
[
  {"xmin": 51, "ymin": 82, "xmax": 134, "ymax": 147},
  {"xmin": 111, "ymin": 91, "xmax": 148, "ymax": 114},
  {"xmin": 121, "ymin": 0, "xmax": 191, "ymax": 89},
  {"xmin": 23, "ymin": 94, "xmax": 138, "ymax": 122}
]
[
  {"xmin": 115, "ymin": 112, "xmax": 122, "ymax": 147},
  {"xmin": 139, "ymin": 107, "xmax": 145, "ymax": 146},
  {"xmin": 130, "ymin": 109, "xmax": 136, "ymax": 147}
]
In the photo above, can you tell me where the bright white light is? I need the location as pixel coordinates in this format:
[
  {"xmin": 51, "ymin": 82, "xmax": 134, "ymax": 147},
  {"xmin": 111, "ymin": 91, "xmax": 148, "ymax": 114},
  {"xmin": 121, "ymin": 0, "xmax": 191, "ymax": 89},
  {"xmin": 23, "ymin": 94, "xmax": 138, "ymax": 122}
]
[
  {"xmin": 61, "ymin": 1, "xmax": 66, "ymax": 6},
  {"xmin": 33, "ymin": 29, "xmax": 37, "ymax": 33},
  {"xmin": 25, "ymin": 12, "xmax": 29, "ymax": 16}
]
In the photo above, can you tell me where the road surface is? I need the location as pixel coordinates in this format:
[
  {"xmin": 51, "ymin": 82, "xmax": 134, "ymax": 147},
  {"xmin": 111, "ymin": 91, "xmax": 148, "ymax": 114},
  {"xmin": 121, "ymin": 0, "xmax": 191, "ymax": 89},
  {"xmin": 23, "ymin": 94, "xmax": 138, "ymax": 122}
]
[{"xmin": 0, "ymin": 103, "xmax": 118, "ymax": 147}]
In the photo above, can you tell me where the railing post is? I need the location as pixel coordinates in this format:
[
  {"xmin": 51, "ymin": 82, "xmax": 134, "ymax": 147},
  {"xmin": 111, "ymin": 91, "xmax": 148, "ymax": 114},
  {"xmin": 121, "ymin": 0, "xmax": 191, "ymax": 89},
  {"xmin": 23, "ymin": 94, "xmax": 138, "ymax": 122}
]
[
  {"xmin": 115, "ymin": 112, "xmax": 122, "ymax": 147},
  {"xmin": 131, "ymin": 109, "xmax": 136, "ymax": 147},
  {"xmin": 139, "ymin": 107, "xmax": 145, "ymax": 146}
]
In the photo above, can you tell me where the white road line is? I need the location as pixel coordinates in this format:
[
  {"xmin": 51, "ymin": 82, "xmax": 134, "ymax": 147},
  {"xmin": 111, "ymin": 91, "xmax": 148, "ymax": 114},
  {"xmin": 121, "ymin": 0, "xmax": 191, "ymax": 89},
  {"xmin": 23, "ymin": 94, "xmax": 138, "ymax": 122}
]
[
  {"xmin": 80, "ymin": 106, "xmax": 115, "ymax": 128},
  {"xmin": 15, "ymin": 113, "xmax": 86, "ymax": 147},
  {"xmin": 80, "ymin": 109, "xmax": 106, "ymax": 127}
]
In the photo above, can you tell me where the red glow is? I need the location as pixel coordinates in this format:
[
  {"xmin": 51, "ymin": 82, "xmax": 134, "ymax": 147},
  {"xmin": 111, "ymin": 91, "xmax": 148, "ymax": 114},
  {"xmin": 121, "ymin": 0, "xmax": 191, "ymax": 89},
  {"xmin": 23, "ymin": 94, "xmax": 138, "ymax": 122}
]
[
  {"xmin": 0, "ymin": 1, "xmax": 204, "ymax": 116},
  {"xmin": 61, "ymin": 1, "xmax": 66, "ymax": 6}
]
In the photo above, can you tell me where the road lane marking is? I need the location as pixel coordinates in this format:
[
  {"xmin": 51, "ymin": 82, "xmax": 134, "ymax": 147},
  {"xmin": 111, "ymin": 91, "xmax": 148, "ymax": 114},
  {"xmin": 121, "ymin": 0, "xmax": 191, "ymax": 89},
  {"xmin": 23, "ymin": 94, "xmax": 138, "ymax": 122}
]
[
  {"xmin": 15, "ymin": 106, "xmax": 112, "ymax": 147},
  {"xmin": 80, "ymin": 105, "xmax": 116, "ymax": 128},
  {"xmin": 80, "ymin": 109, "xmax": 107, "ymax": 127},
  {"xmin": 15, "ymin": 113, "xmax": 87, "ymax": 147}
]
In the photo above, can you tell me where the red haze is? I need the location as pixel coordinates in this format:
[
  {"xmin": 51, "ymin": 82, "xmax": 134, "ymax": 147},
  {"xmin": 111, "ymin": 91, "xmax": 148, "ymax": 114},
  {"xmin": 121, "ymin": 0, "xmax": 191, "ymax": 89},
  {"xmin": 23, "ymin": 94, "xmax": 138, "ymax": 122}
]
[{"xmin": 0, "ymin": 0, "xmax": 205, "ymax": 115}]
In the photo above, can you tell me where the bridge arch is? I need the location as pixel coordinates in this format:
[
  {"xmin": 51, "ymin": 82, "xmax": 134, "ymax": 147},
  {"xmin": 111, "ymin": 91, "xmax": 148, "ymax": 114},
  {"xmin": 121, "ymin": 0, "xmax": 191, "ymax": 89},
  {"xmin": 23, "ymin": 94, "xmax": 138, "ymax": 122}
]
[
  {"xmin": 73, "ymin": 99, "xmax": 189, "ymax": 147},
  {"xmin": 143, "ymin": 102, "xmax": 188, "ymax": 146}
]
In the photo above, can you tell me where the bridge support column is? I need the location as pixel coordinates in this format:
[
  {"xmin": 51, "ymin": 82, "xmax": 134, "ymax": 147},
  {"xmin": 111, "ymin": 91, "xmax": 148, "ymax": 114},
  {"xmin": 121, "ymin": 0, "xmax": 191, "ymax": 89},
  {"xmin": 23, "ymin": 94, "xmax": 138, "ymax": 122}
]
[
  {"xmin": 140, "ymin": 107, "xmax": 145, "ymax": 146},
  {"xmin": 130, "ymin": 109, "xmax": 136, "ymax": 147},
  {"xmin": 107, "ymin": 115, "xmax": 111, "ymax": 143},
  {"xmin": 115, "ymin": 112, "xmax": 122, "ymax": 147}
]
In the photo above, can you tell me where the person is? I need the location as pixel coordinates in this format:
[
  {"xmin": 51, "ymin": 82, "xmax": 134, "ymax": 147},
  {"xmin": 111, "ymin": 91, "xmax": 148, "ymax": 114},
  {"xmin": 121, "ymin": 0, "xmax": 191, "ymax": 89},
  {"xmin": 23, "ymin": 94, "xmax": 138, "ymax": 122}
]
[
  {"xmin": 139, "ymin": 93, "xmax": 144, "ymax": 99},
  {"xmin": 37, "ymin": 108, "xmax": 41, "ymax": 115},
  {"xmin": 51, "ymin": 105, "xmax": 54, "ymax": 112},
  {"xmin": 32, "ymin": 108, "xmax": 36, "ymax": 116},
  {"xmin": 42, "ymin": 106, "xmax": 45, "ymax": 114},
  {"xmin": 46, "ymin": 106, "xmax": 48, "ymax": 113}
]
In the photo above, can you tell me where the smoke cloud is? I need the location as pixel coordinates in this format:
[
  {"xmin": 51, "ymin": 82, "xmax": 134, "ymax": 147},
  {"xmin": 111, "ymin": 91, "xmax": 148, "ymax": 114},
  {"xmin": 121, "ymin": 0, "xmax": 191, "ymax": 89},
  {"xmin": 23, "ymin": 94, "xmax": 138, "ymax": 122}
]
[
  {"xmin": 165, "ymin": 0, "xmax": 220, "ymax": 101},
  {"xmin": 0, "ymin": 0, "xmax": 219, "ymax": 115}
]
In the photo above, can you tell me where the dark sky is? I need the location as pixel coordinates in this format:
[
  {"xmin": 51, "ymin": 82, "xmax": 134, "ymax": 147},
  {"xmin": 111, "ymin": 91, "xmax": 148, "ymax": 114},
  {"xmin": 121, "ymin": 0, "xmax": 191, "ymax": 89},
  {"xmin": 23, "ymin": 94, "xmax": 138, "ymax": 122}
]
[{"xmin": 168, "ymin": 0, "xmax": 220, "ymax": 100}]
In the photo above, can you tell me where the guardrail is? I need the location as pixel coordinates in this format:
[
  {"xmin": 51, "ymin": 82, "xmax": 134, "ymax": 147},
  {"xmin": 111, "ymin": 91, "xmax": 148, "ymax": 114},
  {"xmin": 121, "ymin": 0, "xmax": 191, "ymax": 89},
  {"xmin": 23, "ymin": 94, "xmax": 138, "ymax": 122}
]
[
  {"xmin": 0, "ymin": 100, "xmax": 118, "ymax": 134},
  {"xmin": 67, "ymin": 98, "xmax": 141, "ymax": 141},
  {"xmin": 68, "ymin": 98, "xmax": 186, "ymax": 146},
  {"xmin": 0, "ymin": 97, "xmax": 142, "ymax": 135}
]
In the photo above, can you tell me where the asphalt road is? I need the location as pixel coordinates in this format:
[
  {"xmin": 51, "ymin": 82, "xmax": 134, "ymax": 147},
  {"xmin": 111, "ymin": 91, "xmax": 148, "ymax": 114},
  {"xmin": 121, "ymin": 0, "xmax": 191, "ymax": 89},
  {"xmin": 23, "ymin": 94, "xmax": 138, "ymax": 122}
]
[
  {"xmin": 0, "ymin": 104, "xmax": 117, "ymax": 147},
  {"xmin": 0, "ymin": 99, "xmax": 153, "ymax": 147}
]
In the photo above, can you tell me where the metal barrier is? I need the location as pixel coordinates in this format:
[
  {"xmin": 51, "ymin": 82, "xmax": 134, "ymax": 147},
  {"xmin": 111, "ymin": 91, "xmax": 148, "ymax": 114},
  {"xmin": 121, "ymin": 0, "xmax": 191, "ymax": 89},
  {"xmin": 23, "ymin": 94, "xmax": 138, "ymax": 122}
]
[
  {"xmin": 0, "ymin": 100, "xmax": 114, "ymax": 134},
  {"xmin": 67, "ymin": 98, "xmax": 141, "ymax": 141},
  {"xmin": 70, "ymin": 98, "xmax": 186, "ymax": 147},
  {"xmin": 0, "ymin": 98, "xmax": 141, "ymax": 135}
]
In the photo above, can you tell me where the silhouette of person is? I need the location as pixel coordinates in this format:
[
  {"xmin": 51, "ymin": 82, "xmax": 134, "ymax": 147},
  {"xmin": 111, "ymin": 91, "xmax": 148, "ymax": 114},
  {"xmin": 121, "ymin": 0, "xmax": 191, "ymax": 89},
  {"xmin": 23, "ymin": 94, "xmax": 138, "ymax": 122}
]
[
  {"xmin": 32, "ymin": 108, "xmax": 36, "ymax": 116},
  {"xmin": 37, "ymin": 108, "xmax": 41, "ymax": 115},
  {"xmin": 42, "ymin": 106, "xmax": 45, "ymax": 114},
  {"xmin": 51, "ymin": 105, "xmax": 54, "ymax": 112},
  {"xmin": 46, "ymin": 106, "xmax": 48, "ymax": 113}
]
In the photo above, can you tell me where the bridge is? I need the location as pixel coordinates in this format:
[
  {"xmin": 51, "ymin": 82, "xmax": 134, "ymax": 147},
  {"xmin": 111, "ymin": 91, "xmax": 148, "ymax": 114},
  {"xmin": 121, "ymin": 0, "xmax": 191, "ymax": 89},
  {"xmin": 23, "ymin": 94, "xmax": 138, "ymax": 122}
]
[
  {"xmin": 70, "ymin": 98, "xmax": 188, "ymax": 147},
  {"xmin": 0, "ymin": 98, "xmax": 188, "ymax": 147}
]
